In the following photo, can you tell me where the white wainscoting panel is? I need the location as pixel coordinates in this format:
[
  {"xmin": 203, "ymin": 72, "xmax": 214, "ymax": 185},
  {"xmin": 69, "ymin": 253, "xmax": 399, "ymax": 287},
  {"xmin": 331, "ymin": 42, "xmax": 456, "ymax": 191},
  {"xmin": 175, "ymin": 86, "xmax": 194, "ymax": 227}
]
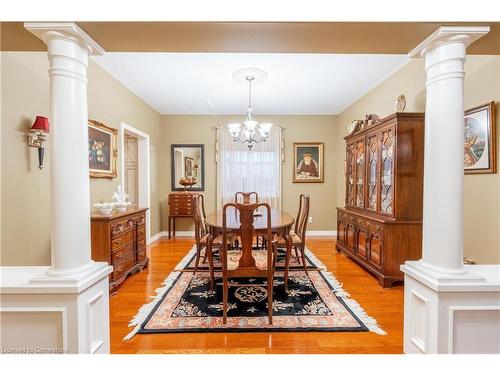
[
  {"xmin": 0, "ymin": 308, "xmax": 67, "ymax": 354},
  {"xmin": 449, "ymin": 306, "xmax": 500, "ymax": 354},
  {"xmin": 409, "ymin": 290, "xmax": 428, "ymax": 353}
]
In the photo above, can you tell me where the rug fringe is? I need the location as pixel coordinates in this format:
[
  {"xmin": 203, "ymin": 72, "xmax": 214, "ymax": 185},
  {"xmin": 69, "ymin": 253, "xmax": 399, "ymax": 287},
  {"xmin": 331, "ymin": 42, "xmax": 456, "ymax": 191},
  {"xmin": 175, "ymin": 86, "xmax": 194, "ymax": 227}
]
[
  {"xmin": 123, "ymin": 245, "xmax": 386, "ymax": 340},
  {"xmin": 123, "ymin": 246, "xmax": 197, "ymax": 341},
  {"xmin": 320, "ymin": 270, "xmax": 387, "ymax": 335},
  {"xmin": 303, "ymin": 248, "xmax": 327, "ymax": 270}
]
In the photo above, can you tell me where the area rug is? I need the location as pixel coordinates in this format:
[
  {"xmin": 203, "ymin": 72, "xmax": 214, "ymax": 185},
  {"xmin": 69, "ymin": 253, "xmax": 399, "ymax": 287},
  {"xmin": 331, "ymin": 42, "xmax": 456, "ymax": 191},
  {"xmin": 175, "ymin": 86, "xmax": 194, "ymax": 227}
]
[{"xmin": 124, "ymin": 245, "xmax": 386, "ymax": 339}]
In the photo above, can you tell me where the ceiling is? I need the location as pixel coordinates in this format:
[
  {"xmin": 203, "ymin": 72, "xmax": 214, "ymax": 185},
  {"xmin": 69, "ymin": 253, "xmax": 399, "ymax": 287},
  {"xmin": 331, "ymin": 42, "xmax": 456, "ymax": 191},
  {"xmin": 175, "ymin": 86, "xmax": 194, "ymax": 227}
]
[
  {"xmin": 92, "ymin": 53, "xmax": 408, "ymax": 114},
  {"xmin": 2, "ymin": 22, "xmax": 500, "ymax": 54}
]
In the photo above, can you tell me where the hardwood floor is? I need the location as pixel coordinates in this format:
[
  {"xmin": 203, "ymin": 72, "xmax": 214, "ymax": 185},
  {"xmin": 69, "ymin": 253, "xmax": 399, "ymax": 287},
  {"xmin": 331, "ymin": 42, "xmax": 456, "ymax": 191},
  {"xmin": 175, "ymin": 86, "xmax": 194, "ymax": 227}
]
[{"xmin": 110, "ymin": 236, "xmax": 404, "ymax": 354}]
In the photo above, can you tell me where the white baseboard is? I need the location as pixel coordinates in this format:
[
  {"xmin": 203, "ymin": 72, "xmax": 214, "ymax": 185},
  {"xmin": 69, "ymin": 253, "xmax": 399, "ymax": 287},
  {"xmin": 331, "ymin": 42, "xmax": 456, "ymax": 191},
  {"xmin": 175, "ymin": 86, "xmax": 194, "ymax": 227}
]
[
  {"xmin": 306, "ymin": 230, "xmax": 337, "ymax": 236},
  {"xmin": 150, "ymin": 231, "xmax": 166, "ymax": 243},
  {"xmin": 150, "ymin": 230, "xmax": 336, "ymax": 243},
  {"xmin": 150, "ymin": 230, "xmax": 195, "ymax": 243}
]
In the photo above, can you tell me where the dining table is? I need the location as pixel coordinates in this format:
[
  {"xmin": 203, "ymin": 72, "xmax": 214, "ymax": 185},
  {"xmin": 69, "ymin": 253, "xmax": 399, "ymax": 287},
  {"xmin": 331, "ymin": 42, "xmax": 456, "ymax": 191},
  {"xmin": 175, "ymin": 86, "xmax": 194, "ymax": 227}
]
[{"xmin": 204, "ymin": 207, "xmax": 295, "ymax": 290}]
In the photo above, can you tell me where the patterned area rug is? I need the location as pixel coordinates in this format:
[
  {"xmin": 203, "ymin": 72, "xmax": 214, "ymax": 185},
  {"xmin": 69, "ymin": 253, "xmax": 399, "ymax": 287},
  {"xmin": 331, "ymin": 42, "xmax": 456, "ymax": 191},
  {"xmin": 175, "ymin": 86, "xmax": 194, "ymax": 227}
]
[{"xmin": 124, "ymin": 245, "xmax": 386, "ymax": 339}]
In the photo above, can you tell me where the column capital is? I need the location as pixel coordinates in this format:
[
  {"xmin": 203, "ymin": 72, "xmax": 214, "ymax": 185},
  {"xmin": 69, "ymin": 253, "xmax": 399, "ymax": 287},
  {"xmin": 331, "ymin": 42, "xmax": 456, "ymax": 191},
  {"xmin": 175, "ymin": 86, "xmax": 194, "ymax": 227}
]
[
  {"xmin": 408, "ymin": 26, "xmax": 490, "ymax": 58},
  {"xmin": 24, "ymin": 22, "xmax": 105, "ymax": 55}
]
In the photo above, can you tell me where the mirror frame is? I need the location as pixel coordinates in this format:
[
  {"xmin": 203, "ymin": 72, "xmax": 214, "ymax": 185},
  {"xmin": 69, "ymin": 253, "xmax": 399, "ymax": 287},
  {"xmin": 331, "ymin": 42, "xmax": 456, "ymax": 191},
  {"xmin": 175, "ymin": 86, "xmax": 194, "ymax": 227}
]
[{"xmin": 171, "ymin": 144, "xmax": 205, "ymax": 191}]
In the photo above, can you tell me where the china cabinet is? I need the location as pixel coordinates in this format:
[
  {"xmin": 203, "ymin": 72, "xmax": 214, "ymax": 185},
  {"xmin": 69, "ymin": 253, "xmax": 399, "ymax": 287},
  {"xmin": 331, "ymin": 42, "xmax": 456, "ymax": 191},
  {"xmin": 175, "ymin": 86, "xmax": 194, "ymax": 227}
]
[{"xmin": 336, "ymin": 113, "xmax": 424, "ymax": 287}]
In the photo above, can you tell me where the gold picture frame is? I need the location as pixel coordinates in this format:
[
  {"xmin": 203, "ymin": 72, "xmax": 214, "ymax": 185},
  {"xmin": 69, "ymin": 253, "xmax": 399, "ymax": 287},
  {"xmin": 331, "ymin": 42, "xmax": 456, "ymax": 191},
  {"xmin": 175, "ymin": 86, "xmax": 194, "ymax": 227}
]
[
  {"xmin": 88, "ymin": 119, "xmax": 118, "ymax": 178},
  {"xmin": 293, "ymin": 142, "xmax": 324, "ymax": 183},
  {"xmin": 464, "ymin": 101, "xmax": 497, "ymax": 174}
]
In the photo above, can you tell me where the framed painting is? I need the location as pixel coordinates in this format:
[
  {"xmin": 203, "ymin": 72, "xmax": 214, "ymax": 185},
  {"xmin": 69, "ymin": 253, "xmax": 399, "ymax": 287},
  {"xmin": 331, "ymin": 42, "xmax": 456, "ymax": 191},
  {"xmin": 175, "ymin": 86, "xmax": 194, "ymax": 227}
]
[
  {"xmin": 293, "ymin": 142, "xmax": 324, "ymax": 183},
  {"xmin": 88, "ymin": 119, "xmax": 118, "ymax": 178},
  {"xmin": 464, "ymin": 101, "xmax": 497, "ymax": 174}
]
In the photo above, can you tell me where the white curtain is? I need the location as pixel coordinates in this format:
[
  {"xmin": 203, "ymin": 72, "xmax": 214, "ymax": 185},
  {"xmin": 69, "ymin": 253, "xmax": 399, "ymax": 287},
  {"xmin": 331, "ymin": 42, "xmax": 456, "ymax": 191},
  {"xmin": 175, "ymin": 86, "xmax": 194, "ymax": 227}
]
[{"xmin": 217, "ymin": 126, "xmax": 282, "ymax": 210}]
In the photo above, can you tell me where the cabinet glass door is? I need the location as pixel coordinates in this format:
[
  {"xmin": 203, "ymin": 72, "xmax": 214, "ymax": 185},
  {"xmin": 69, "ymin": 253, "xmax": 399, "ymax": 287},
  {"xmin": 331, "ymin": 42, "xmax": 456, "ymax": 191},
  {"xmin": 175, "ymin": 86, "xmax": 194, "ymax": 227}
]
[
  {"xmin": 355, "ymin": 140, "xmax": 365, "ymax": 208},
  {"xmin": 346, "ymin": 143, "xmax": 356, "ymax": 207},
  {"xmin": 380, "ymin": 128, "xmax": 394, "ymax": 215},
  {"xmin": 366, "ymin": 134, "xmax": 379, "ymax": 211}
]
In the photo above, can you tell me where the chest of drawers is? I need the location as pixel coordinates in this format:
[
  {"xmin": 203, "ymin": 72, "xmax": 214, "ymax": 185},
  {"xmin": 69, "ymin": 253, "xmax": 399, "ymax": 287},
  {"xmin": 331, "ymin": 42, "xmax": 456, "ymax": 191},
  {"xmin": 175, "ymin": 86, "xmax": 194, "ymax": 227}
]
[
  {"xmin": 91, "ymin": 207, "xmax": 149, "ymax": 293},
  {"xmin": 168, "ymin": 192, "xmax": 198, "ymax": 238}
]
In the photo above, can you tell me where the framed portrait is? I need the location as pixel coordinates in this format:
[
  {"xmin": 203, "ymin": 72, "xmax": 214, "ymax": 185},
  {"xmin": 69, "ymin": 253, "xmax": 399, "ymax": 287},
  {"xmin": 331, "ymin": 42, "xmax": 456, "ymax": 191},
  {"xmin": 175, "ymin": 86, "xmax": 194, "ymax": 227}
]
[
  {"xmin": 464, "ymin": 101, "xmax": 497, "ymax": 174},
  {"xmin": 88, "ymin": 119, "xmax": 118, "ymax": 178},
  {"xmin": 293, "ymin": 142, "xmax": 324, "ymax": 183}
]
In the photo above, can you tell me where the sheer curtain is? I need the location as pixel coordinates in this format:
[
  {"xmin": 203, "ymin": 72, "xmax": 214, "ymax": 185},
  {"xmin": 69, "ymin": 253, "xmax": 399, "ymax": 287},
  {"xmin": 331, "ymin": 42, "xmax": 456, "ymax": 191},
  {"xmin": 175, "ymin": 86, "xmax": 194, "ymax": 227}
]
[{"xmin": 217, "ymin": 126, "xmax": 282, "ymax": 210}]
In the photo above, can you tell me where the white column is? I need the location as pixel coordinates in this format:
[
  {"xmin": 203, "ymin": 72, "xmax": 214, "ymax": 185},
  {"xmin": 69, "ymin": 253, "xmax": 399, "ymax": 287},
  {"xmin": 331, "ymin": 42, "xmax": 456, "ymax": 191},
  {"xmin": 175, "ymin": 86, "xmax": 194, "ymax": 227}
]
[
  {"xmin": 4, "ymin": 23, "xmax": 114, "ymax": 354},
  {"xmin": 400, "ymin": 27, "xmax": 500, "ymax": 355},
  {"xmin": 25, "ymin": 23, "xmax": 105, "ymax": 277},
  {"xmin": 408, "ymin": 26, "xmax": 490, "ymax": 276}
]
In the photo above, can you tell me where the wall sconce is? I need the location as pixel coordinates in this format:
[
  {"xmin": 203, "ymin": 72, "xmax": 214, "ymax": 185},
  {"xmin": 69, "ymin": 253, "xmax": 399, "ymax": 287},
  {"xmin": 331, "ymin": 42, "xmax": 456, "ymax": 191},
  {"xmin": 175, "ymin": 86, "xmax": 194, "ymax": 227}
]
[{"xmin": 27, "ymin": 116, "xmax": 50, "ymax": 169}]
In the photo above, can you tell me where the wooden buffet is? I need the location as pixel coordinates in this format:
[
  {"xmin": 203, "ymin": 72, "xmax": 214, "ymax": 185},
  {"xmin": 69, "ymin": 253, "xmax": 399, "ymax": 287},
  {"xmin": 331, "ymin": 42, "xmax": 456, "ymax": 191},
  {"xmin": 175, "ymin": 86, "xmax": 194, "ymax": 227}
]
[
  {"xmin": 336, "ymin": 112, "xmax": 424, "ymax": 287},
  {"xmin": 91, "ymin": 207, "xmax": 149, "ymax": 293}
]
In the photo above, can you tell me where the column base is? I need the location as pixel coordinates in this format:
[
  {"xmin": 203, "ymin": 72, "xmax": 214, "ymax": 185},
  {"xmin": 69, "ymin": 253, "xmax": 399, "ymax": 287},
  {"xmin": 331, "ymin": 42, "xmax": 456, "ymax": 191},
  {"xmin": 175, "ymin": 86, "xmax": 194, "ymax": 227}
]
[
  {"xmin": 401, "ymin": 261, "xmax": 500, "ymax": 354},
  {"xmin": 28, "ymin": 261, "xmax": 111, "ymax": 293},
  {"xmin": 0, "ymin": 263, "xmax": 112, "ymax": 354},
  {"xmin": 404, "ymin": 260, "xmax": 485, "ymax": 291}
]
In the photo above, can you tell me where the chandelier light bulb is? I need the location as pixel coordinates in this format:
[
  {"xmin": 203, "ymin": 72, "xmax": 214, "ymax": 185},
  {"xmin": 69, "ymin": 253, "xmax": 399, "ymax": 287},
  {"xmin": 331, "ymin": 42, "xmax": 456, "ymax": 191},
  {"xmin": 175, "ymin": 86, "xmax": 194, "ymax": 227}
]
[{"xmin": 227, "ymin": 123, "xmax": 241, "ymax": 137}]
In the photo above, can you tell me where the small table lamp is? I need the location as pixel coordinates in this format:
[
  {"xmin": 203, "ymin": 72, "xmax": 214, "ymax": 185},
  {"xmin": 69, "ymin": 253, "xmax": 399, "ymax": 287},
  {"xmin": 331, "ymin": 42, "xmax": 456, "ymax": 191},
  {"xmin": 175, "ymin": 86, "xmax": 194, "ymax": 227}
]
[{"xmin": 27, "ymin": 116, "xmax": 50, "ymax": 169}]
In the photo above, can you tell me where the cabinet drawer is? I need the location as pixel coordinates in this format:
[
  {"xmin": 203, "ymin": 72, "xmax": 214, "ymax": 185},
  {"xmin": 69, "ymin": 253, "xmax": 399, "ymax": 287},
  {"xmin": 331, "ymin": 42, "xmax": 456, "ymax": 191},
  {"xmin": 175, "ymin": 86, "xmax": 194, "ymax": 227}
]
[
  {"xmin": 111, "ymin": 230, "xmax": 134, "ymax": 250},
  {"xmin": 112, "ymin": 243, "xmax": 135, "ymax": 278},
  {"xmin": 137, "ymin": 236, "xmax": 146, "ymax": 249},
  {"xmin": 368, "ymin": 222, "xmax": 384, "ymax": 236},
  {"xmin": 137, "ymin": 225, "xmax": 146, "ymax": 237},
  {"xmin": 133, "ymin": 214, "xmax": 146, "ymax": 226},
  {"xmin": 137, "ymin": 244, "xmax": 147, "ymax": 261},
  {"xmin": 111, "ymin": 218, "xmax": 135, "ymax": 238}
]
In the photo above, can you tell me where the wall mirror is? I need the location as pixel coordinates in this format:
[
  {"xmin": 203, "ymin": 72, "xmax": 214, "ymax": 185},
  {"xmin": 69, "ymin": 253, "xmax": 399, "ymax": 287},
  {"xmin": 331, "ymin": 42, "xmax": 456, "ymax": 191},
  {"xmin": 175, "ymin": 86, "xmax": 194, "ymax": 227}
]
[{"xmin": 171, "ymin": 144, "xmax": 205, "ymax": 191}]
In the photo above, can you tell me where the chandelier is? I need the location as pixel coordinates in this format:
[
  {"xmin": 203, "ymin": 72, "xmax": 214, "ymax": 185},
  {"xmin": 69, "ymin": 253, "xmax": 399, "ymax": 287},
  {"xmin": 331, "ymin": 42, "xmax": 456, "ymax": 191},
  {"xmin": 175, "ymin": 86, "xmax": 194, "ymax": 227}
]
[{"xmin": 226, "ymin": 70, "xmax": 273, "ymax": 150}]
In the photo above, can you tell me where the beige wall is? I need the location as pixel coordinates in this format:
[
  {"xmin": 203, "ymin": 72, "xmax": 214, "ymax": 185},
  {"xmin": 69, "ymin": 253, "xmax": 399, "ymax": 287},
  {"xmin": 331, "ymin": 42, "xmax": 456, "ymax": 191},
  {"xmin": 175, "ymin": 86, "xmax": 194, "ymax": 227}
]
[
  {"xmin": 1, "ymin": 52, "xmax": 166, "ymax": 265},
  {"xmin": 336, "ymin": 56, "xmax": 500, "ymax": 264},
  {"xmin": 162, "ymin": 115, "xmax": 338, "ymax": 232}
]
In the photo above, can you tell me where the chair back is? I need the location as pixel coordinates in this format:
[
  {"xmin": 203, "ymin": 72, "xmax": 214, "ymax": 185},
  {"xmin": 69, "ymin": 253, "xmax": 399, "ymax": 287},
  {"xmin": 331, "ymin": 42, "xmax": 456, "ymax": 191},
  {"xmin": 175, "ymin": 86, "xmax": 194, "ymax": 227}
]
[
  {"xmin": 192, "ymin": 194, "xmax": 207, "ymax": 246},
  {"xmin": 294, "ymin": 194, "xmax": 310, "ymax": 245},
  {"xmin": 234, "ymin": 191, "xmax": 259, "ymax": 204},
  {"xmin": 221, "ymin": 202, "xmax": 273, "ymax": 270}
]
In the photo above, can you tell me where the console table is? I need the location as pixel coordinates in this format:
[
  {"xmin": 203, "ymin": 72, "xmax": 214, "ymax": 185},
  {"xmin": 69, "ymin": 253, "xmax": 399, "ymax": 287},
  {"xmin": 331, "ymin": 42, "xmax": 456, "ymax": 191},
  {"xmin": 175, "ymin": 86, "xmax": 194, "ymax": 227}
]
[{"xmin": 168, "ymin": 192, "xmax": 198, "ymax": 238}]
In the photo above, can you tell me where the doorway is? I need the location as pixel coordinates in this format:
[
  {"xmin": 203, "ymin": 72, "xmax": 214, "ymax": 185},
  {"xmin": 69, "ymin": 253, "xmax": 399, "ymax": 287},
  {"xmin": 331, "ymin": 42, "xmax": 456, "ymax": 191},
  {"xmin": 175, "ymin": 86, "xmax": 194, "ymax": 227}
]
[{"xmin": 120, "ymin": 122, "xmax": 151, "ymax": 244}]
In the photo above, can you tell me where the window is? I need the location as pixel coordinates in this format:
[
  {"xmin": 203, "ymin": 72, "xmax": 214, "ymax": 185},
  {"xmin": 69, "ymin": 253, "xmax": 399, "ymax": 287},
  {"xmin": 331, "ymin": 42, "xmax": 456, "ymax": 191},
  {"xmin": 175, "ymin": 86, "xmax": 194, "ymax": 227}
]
[{"xmin": 216, "ymin": 126, "xmax": 282, "ymax": 209}]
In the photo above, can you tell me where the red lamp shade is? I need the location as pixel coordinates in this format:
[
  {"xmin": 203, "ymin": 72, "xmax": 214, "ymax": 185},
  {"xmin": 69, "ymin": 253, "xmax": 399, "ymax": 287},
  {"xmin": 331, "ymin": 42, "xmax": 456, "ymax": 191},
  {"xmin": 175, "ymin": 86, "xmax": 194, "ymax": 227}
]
[{"xmin": 31, "ymin": 116, "xmax": 50, "ymax": 133}]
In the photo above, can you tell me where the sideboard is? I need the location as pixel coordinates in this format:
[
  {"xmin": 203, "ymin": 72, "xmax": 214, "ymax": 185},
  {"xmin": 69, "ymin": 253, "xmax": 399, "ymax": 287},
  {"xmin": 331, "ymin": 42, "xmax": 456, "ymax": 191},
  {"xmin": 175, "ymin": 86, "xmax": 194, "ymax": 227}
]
[{"xmin": 91, "ymin": 207, "xmax": 149, "ymax": 293}]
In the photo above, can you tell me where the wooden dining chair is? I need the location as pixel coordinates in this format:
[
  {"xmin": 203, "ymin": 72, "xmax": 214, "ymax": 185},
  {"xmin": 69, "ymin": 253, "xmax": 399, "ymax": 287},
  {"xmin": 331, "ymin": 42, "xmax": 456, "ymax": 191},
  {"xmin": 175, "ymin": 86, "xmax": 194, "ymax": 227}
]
[
  {"xmin": 192, "ymin": 194, "xmax": 216, "ymax": 277},
  {"xmin": 220, "ymin": 202, "xmax": 276, "ymax": 324},
  {"xmin": 283, "ymin": 194, "xmax": 311, "ymax": 288},
  {"xmin": 234, "ymin": 191, "xmax": 259, "ymax": 204},
  {"xmin": 234, "ymin": 192, "xmax": 266, "ymax": 249}
]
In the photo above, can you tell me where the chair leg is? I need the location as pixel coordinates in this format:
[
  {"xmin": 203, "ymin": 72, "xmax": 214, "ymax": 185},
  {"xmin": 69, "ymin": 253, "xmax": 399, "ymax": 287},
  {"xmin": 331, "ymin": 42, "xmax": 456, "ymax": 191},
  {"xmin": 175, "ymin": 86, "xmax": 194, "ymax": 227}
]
[
  {"xmin": 284, "ymin": 234, "xmax": 292, "ymax": 290},
  {"xmin": 222, "ymin": 272, "xmax": 228, "ymax": 324},
  {"xmin": 268, "ymin": 268, "xmax": 273, "ymax": 325},
  {"xmin": 299, "ymin": 245, "xmax": 309, "ymax": 276},
  {"xmin": 193, "ymin": 245, "xmax": 202, "ymax": 275},
  {"xmin": 207, "ymin": 237, "xmax": 215, "ymax": 292}
]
